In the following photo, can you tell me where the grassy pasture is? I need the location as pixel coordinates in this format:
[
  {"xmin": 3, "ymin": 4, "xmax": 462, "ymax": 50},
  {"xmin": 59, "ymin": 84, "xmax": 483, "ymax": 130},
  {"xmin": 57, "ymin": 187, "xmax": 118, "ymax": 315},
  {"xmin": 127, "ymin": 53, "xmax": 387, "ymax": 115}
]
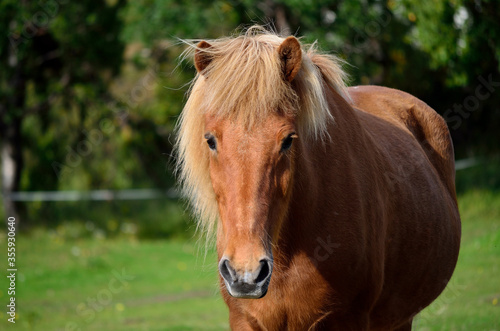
[{"xmin": 0, "ymin": 168, "xmax": 499, "ymax": 330}]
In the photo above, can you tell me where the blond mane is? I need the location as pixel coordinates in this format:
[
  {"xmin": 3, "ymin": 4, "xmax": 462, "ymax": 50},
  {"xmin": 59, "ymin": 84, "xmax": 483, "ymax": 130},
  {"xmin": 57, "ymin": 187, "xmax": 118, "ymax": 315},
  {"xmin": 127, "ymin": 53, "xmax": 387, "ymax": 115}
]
[{"xmin": 176, "ymin": 26, "xmax": 349, "ymax": 241}]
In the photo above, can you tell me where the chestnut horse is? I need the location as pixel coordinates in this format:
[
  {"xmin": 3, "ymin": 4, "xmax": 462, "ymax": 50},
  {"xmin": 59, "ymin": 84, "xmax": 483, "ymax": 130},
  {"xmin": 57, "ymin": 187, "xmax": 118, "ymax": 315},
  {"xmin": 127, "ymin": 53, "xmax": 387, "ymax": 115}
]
[{"xmin": 176, "ymin": 27, "xmax": 461, "ymax": 330}]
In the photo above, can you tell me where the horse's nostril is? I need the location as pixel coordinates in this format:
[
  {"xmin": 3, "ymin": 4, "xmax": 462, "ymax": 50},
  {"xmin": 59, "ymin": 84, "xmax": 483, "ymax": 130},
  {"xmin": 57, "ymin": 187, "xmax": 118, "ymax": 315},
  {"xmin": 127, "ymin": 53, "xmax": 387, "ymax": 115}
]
[
  {"xmin": 219, "ymin": 257, "xmax": 272, "ymax": 288},
  {"xmin": 219, "ymin": 257, "xmax": 273, "ymax": 298},
  {"xmin": 219, "ymin": 259, "xmax": 236, "ymax": 283},
  {"xmin": 255, "ymin": 259, "xmax": 272, "ymax": 283}
]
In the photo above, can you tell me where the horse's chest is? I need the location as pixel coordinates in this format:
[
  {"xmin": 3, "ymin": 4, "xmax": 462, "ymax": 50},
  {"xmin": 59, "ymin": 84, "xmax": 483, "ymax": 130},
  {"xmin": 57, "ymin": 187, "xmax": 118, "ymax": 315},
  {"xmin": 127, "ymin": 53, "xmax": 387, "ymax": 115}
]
[{"xmin": 242, "ymin": 269, "xmax": 331, "ymax": 330}]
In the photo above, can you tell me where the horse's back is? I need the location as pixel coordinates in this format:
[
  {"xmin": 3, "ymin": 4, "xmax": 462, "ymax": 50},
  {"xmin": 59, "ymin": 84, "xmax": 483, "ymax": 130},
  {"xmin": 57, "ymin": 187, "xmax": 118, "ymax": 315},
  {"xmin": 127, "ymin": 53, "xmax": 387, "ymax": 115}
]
[{"xmin": 348, "ymin": 85, "xmax": 456, "ymax": 199}]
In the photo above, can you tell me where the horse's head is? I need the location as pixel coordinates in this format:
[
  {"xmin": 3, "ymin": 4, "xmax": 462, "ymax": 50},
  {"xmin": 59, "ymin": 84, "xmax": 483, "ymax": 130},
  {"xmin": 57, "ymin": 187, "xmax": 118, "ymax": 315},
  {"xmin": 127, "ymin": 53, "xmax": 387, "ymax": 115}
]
[
  {"xmin": 195, "ymin": 36, "xmax": 302, "ymax": 299},
  {"xmin": 204, "ymin": 111, "xmax": 297, "ymax": 299},
  {"xmin": 178, "ymin": 29, "xmax": 343, "ymax": 299}
]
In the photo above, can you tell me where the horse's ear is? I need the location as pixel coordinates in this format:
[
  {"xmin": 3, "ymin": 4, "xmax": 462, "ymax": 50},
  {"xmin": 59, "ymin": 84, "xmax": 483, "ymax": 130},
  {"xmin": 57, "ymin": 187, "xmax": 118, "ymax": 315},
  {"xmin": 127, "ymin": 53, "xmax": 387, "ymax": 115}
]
[
  {"xmin": 194, "ymin": 41, "xmax": 213, "ymax": 75},
  {"xmin": 277, "ymin": 36, "xmax": 302, "ymax": 82}
]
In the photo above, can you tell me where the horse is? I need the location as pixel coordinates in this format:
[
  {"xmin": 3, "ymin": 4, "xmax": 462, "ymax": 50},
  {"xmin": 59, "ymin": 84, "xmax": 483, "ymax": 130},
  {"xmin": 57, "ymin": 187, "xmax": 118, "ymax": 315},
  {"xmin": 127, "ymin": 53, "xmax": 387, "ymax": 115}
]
[{"xmin": 176, "ymin": 26, "xmax": 461, "ymax": 330}]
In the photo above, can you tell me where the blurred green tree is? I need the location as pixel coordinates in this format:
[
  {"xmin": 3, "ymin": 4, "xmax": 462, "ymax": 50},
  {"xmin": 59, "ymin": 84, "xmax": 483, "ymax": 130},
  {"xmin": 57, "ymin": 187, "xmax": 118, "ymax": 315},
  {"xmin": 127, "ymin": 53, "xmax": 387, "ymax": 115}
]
[
  {"xmin": 1, "ymin": 0, "xmax": 498, "ymax": 231},
  {"xmin": 396, "ymin": 0, "xmax": 500, "ymax": 154},
  {"xmin": 0, "ymin": 0, "xmax": 126, "ymax": 222}
]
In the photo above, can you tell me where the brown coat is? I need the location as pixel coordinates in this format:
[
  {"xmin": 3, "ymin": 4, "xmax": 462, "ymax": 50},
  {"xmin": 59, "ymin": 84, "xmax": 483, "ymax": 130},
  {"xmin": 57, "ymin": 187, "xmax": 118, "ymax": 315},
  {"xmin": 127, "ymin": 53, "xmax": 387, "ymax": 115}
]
[{"xmin": 177, "ymin": 28, "xmax": 461, "ymax": 330}]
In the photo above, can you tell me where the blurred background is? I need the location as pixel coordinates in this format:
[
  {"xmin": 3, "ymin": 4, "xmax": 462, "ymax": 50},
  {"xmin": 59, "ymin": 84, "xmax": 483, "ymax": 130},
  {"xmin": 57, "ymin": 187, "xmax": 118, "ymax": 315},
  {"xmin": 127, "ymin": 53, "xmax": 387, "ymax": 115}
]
[{"xmin": 0, "ymin": 0, "xmax": 499, "ymax": 330}]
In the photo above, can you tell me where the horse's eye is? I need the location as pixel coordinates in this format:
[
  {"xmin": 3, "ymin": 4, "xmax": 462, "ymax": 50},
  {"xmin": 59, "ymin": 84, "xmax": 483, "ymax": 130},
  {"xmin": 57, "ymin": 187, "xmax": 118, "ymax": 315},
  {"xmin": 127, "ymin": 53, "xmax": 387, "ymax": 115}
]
[
  {"xmin": 281, "ymin": 133, "xmax": 296, "ymax": 152},
  {"xmin": 205, "ymin": 133, "xmax": 217, "ymax": 151}
]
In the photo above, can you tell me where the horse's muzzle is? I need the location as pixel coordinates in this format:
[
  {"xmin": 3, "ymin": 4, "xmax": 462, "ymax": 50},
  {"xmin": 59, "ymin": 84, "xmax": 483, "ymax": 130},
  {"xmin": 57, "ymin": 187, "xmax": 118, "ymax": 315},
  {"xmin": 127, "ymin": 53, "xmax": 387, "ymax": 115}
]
[{"xmin": 219, "ymin": 257, "xmax": 273, "ymax": 299}]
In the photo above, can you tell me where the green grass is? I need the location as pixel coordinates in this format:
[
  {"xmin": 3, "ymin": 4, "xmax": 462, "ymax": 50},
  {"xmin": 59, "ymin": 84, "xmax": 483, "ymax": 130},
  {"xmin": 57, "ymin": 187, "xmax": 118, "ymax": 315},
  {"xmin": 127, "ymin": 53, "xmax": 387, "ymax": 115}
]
[
  {"xmin": 21, "ymin": 198, "xmax": 194, "ymax": 240},
  {"xmin": 0, "ymin": 234, "xmax": 229, "ymax": 330},
  {"xmin": 0, "ymin": 186, "xmax": 499, "ymax": 330}
]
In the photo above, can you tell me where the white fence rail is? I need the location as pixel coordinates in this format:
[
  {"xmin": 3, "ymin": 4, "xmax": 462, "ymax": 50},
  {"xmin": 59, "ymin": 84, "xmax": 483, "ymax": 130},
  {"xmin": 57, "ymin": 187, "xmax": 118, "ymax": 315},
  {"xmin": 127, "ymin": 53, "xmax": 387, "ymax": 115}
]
[
  {"xmin": 455, "ymin": 158, "xmax": 479, "ymax": 170},
  {"xmin": 2, "ymin": 158, "xmax": 479, "ymax": 202}
]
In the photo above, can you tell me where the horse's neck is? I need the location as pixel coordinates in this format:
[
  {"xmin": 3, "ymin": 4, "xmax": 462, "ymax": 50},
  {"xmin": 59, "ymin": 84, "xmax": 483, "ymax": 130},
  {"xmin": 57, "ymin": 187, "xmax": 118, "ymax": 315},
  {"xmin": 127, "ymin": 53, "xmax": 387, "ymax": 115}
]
[
  {"xmin": 296, "ymin": 83, "xmax": 365, "ymax": 197},
  {"xmin": 279, "ymin": 85, "xmax": 372, "ymax": 255}
]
